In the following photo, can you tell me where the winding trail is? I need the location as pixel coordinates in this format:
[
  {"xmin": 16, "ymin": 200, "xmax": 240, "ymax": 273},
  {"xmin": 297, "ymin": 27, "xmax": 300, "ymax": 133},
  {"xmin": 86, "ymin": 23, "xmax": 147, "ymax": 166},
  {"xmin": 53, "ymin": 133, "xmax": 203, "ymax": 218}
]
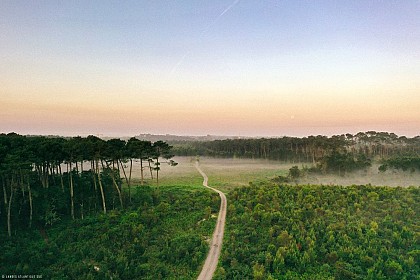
[{"xmin": 195, "ymin": 161, "xmax": 227, "ymax": 280}]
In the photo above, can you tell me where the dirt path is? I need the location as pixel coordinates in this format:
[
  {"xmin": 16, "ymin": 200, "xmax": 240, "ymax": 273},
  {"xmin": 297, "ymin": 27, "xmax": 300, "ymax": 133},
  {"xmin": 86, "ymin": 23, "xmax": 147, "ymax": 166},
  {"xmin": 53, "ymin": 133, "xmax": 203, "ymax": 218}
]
[{"xmin": 196, "ymin": 161, "xmax": 227, "ymax": 280}]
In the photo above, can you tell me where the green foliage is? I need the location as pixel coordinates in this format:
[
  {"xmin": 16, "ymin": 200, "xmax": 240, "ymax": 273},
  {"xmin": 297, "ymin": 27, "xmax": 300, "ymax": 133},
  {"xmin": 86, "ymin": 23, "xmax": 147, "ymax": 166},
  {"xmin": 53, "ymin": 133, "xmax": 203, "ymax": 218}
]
[
  {"xmin": 272, "ymin": 175, "xmax": 290, "ymax": 184},
  {"xmin": 0, "ymin": 133, "xmax": 177, "ymax": 236},
  {"xmin": 0, "ymin": 186, "xmax": 219, "ymax": 279},
  {"xmin": 173, "ymin": 132, "xmax": 420, "ymax": 164},
  {"xmin": 379, "ymin": 156, "xmax": 420, "ymax": 172},
  {"xmin": 288, "ymin": 166, "xmax": 301, "ymax": 180},
  {"xmin": 216, "ymin": 183, "xmax": 419, "ymax": 279},
  {"xmin": 320, "ymin": 151, "xmax": 371, "ymax": 175}
]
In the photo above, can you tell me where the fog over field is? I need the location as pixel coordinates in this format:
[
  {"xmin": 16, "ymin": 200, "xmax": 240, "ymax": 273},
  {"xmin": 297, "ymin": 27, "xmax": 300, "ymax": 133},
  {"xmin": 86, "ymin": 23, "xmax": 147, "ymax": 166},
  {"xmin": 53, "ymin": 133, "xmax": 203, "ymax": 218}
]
[
  {"xmin": 297, "ymin": 164, "xmax": 420, "ymax": 187},
  {"xmin": 61, "ymin": 155, "xmax": 420, "ymax": 190},
  {"xmin": 156, "ymin": 157, "xmax": 420, "ymax": 190}
]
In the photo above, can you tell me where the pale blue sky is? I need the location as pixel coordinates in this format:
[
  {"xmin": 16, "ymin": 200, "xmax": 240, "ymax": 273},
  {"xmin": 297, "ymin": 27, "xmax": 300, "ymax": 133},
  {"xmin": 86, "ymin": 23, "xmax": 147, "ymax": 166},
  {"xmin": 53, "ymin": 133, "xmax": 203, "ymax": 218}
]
[{"xmin": 1, "ymin": 1, "xmax": 419, "ymax": 136}]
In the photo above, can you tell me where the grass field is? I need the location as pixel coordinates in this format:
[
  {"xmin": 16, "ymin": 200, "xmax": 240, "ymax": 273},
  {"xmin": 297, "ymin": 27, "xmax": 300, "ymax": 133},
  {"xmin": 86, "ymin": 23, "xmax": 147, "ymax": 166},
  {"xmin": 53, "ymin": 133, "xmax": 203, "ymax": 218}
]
[
  {"xmin": 135, "ymin": 157, "xmax": 292, "ymax": 193},
  {"xmin": 127, "ymin": 157, "xmax": 420, "ymax": 193},
  {"xmin": 196, "ymin": 157, "xmax": 293, "ymax": 193},
  {"xmin": 127, "ymin": 156, "xmax": 203, "ymax": 188}
]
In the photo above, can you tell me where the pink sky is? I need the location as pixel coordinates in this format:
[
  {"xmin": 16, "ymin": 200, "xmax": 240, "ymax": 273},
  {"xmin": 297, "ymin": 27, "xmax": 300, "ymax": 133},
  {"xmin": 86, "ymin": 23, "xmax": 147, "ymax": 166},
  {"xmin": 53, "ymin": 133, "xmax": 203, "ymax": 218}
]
[{"xmin": 1, "ymin": 1, "xmax": 419, "ymax": 137}]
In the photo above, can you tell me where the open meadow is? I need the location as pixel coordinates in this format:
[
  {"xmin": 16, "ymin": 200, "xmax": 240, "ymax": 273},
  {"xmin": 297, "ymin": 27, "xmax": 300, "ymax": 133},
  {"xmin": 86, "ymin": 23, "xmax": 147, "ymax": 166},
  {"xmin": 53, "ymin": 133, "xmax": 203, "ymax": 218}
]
[
  {"xmin": 134, "ymin": 156, "xmax": 292, "ymax": 192},
  {"xmin": 141, "ymin": 157, "xmax": 420, "ymax": 192}
]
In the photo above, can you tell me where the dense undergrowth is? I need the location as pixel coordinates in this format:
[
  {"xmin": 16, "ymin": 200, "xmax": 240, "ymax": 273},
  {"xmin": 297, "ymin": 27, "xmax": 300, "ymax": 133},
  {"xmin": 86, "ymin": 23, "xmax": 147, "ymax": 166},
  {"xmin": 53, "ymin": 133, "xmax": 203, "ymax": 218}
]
[
  {"xmin": 0, "ymin": 185, "xmax": 219, "ymax": 279},
  {"xmin": 215, "ymin": 183, "xmax": 419, "ymax": 279}
]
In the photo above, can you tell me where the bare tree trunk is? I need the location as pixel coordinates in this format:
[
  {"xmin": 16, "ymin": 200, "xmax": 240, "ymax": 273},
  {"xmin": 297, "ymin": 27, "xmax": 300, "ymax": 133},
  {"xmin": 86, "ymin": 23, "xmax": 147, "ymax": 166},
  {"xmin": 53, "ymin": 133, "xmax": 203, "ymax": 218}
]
[
  {"xmin": 129, "ymin": 159, "xmax": 133, "ymax": 186},
  {"xmin": 45, "ymin": 163, "xmax": 49, "ymax": 188},
  {"xmin": 1, "ymin": 176, "xmax": 7, "ymax": 205},
  {"xmin": 27, "ymin": 176, "xmax": 33, "ymax": 228},
  {"xmin": 59, "ymin": 164, "xmax": 64, "ymax": 192},
  {"xmin": 50, "ymin": 164, "xmax": 56, "ymax": 185},
  {"xmin": 119, "ymin": 159, "xmax": 131, "ymax": 202},
  {"xmin": 43, "ymin": 163, "xmax": 50, "ymax": 189},
  {"xmin": 81, "ymin": 193, "xmax": 84, "ymax": 220},
  {"xmin": 148, "ymin": 159, "xmax": 154, "ymax": 179},
  {"xmin": 41, "ymin": 164, "xmax": 46, "ymax": 188},
  {"xmin": 128, "ymin": 159, "xmax": 132, "ymax": 201},
  {"xmin": 156, "ymin": 158, "xmax": 159, "ymax": 187},
  {"xmin": 119, "ymin": 160, "xmax": 129, "ymax": 186},
  {"xmin": 105, "ymin": 161, "xmax": 123, "ymax": 209},
  {"xmin": 90, "ymin": 160, "xmax": 97, "ymax": 211},
  {"xmin": 140, "ymin": 159, "xmax": 144, "ymax": 185},
  {"xmin": 91, "ymin": 161, "xmax": 97, "ymax": 191},
  {"xmin": 2, "ymin": 177, "xmax": 8, "ymax": 222},
  {"xmin": 112, "ymin": 176, "xmax": 123, "ymax": 209},
  {"xmin": 69, "ymin": 162, "xmax": 75, "ymax": 220},
  {"xmin": 96, "ymin": 159, "xmax": 107, "ymax": 214},
  {"xmin": 20, "ymin": 171, "xmax": 25, "ymax": 200},
  {"xmin": 7, "ymin": 180, "xmax": 14, "ymax": 237}
]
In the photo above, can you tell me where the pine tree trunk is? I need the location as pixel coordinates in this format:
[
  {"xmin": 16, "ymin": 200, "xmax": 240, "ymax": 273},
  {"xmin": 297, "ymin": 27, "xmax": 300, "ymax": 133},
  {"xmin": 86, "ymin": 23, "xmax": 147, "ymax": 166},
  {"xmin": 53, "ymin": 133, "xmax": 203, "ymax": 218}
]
[
  {"xmin": 140, "ymin": 159, "xmax": 144, "ymax": 185},
  {"xmin": 90, "ymin": 161, "xmax": 98, "ymax": 211},
  {"xmin": 119, "ymin": 159, "xmax": 131, "ymax": 203},
  {"xmin": 50, "ymin": 164, "xmax": 56, "ymax": 185},
  {"xmin": 119, "ymin": 159, "xmax": 129, "ymax": 187},
  {"xmin": 91, "ymin": 161, "xmax": 97, "ymax": 191},
  {"xmin": 7, "ymin": 181, "xmax": 14, "ymax": 237},
  {"xmin": 112, "ymin": 175, "xmax": 123, "ymax": 209},
  {"xmin": 44, "ymin": 163, "xmax": 49, "ymax": 188},
  {"xmin": 2, "ymin": 177, "xmax": 8, "ymax": 224},
  {"xmin": 27, "ymin": 176, "xmax": 33, "ymax": 228},
  {"xmin": 128, "ymin": 159, "xmax": 133, "ymax": 202},
  {"xmin": 1, "ymin": 176, "xmax": 7, "ymax": 205},
  {"xmin": 81, "ymin": 193, "xmax": 84, "ymax": 220},
  {"xmin": 59, "ymin": 164, "xmax": 64, "ymax": 192},
  {"xmin": 96, "ymin": 159, "xmax": 107, "ymax": 214},
  {"xmin": 156, "ymin": 158, "xmax": 159, "ymax": 187},
  {"xmin": 148, "ymin": 160, "xmax": 154, "ymax": 179},
  {"xmin": 107, "ymin": 161, "xmax": 123, "ymax": 209},
  {"xmin": 70, "ymin": 162, "xmax": 75, "ymax": 220}
]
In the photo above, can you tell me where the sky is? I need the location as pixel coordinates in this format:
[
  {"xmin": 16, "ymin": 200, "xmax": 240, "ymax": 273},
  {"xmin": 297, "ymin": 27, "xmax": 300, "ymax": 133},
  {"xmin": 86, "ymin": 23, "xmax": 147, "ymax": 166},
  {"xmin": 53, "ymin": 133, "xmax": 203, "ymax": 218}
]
[{"xmin": 1, "ymin": 0, "xmax": 419, "ymax": 137}]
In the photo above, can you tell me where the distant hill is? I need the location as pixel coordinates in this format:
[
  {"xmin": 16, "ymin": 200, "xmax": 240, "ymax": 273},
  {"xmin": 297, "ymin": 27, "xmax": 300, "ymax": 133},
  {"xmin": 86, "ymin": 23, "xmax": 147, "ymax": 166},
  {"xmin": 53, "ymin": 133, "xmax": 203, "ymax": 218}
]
[
  {"xmin": 3, "ymin": 133, "xmax": 250, "ymax": 142},
  {"xmin": 133, "ymin": 133, "xmax": 250, "ymax": 143}
]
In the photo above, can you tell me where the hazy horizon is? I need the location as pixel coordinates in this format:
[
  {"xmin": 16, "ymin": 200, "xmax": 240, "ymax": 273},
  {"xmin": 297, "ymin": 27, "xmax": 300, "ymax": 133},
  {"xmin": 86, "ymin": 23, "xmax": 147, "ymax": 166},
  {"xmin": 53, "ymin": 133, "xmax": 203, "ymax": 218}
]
[
  {"xmin": 1, "ymin": 130, "xmax": 418, "ymax": 140},
  {"xmin": 1, "ymin": 1, "xmax": 419, "ymax": 137}
]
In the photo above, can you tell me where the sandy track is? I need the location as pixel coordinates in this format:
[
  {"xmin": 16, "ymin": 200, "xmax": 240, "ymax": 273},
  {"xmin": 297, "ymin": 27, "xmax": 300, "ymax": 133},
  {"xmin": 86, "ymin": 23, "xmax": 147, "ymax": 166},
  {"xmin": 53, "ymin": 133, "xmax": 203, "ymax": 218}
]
[{"xmin": 196, "ymin": 161, "xmax": 227, "ymax": 280}]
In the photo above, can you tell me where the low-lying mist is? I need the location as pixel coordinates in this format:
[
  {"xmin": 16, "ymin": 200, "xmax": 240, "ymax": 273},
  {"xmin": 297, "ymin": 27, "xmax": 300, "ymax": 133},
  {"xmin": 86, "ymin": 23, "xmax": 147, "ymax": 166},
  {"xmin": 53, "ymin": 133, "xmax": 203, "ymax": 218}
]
[
  {"xmin": 296, "ymin": 164, "xmax": 420, "ymax": 187},
  {"xmin": 63, "ymin": 156, "xmax": 420, "ymax": 188},
  {"xmin": 192, "ymin": 158, "xmax": 420, "ymax": 188}
]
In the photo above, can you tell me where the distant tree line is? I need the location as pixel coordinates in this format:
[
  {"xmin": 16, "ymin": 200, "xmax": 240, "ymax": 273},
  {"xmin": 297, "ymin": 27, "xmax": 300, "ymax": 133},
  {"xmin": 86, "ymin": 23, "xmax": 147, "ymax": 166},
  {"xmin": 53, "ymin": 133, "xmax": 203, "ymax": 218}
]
[
  {"xmin": 379, "ymin": 156, "xmax": 420, "ymax": 173},
  {"xmin": 173, "ymin": 131, "xmax": 420, "ymax": 169},
  {"xmin": 0, "ymin": 133, "xmax": 175, "ymax": 237}
]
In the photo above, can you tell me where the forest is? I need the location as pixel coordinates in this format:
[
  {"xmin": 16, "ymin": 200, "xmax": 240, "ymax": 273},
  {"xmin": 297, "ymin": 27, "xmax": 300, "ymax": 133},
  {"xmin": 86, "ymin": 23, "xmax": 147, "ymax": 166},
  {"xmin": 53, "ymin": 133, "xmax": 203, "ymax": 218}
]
[
  {"xmin": 173, "ymin": 131, "xmax": 420, "ymax": 165},
  {"xmin": 215, "ymin": 183, "xmax": 419, "ymax": 279},
  {"xmin": 0, "ymin": 132, "xmax": 223, "ymax": 279},
  {"xmin": 1, "ymin": 132, "xmax": 420, "ymax": 279},
  {"xmin": 1, "ymin": 185, "xmax": 219, "ymax": 279},
  {"xmin": 0, "ymin": 133, "xmax": 176, "ymax": 237}
]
